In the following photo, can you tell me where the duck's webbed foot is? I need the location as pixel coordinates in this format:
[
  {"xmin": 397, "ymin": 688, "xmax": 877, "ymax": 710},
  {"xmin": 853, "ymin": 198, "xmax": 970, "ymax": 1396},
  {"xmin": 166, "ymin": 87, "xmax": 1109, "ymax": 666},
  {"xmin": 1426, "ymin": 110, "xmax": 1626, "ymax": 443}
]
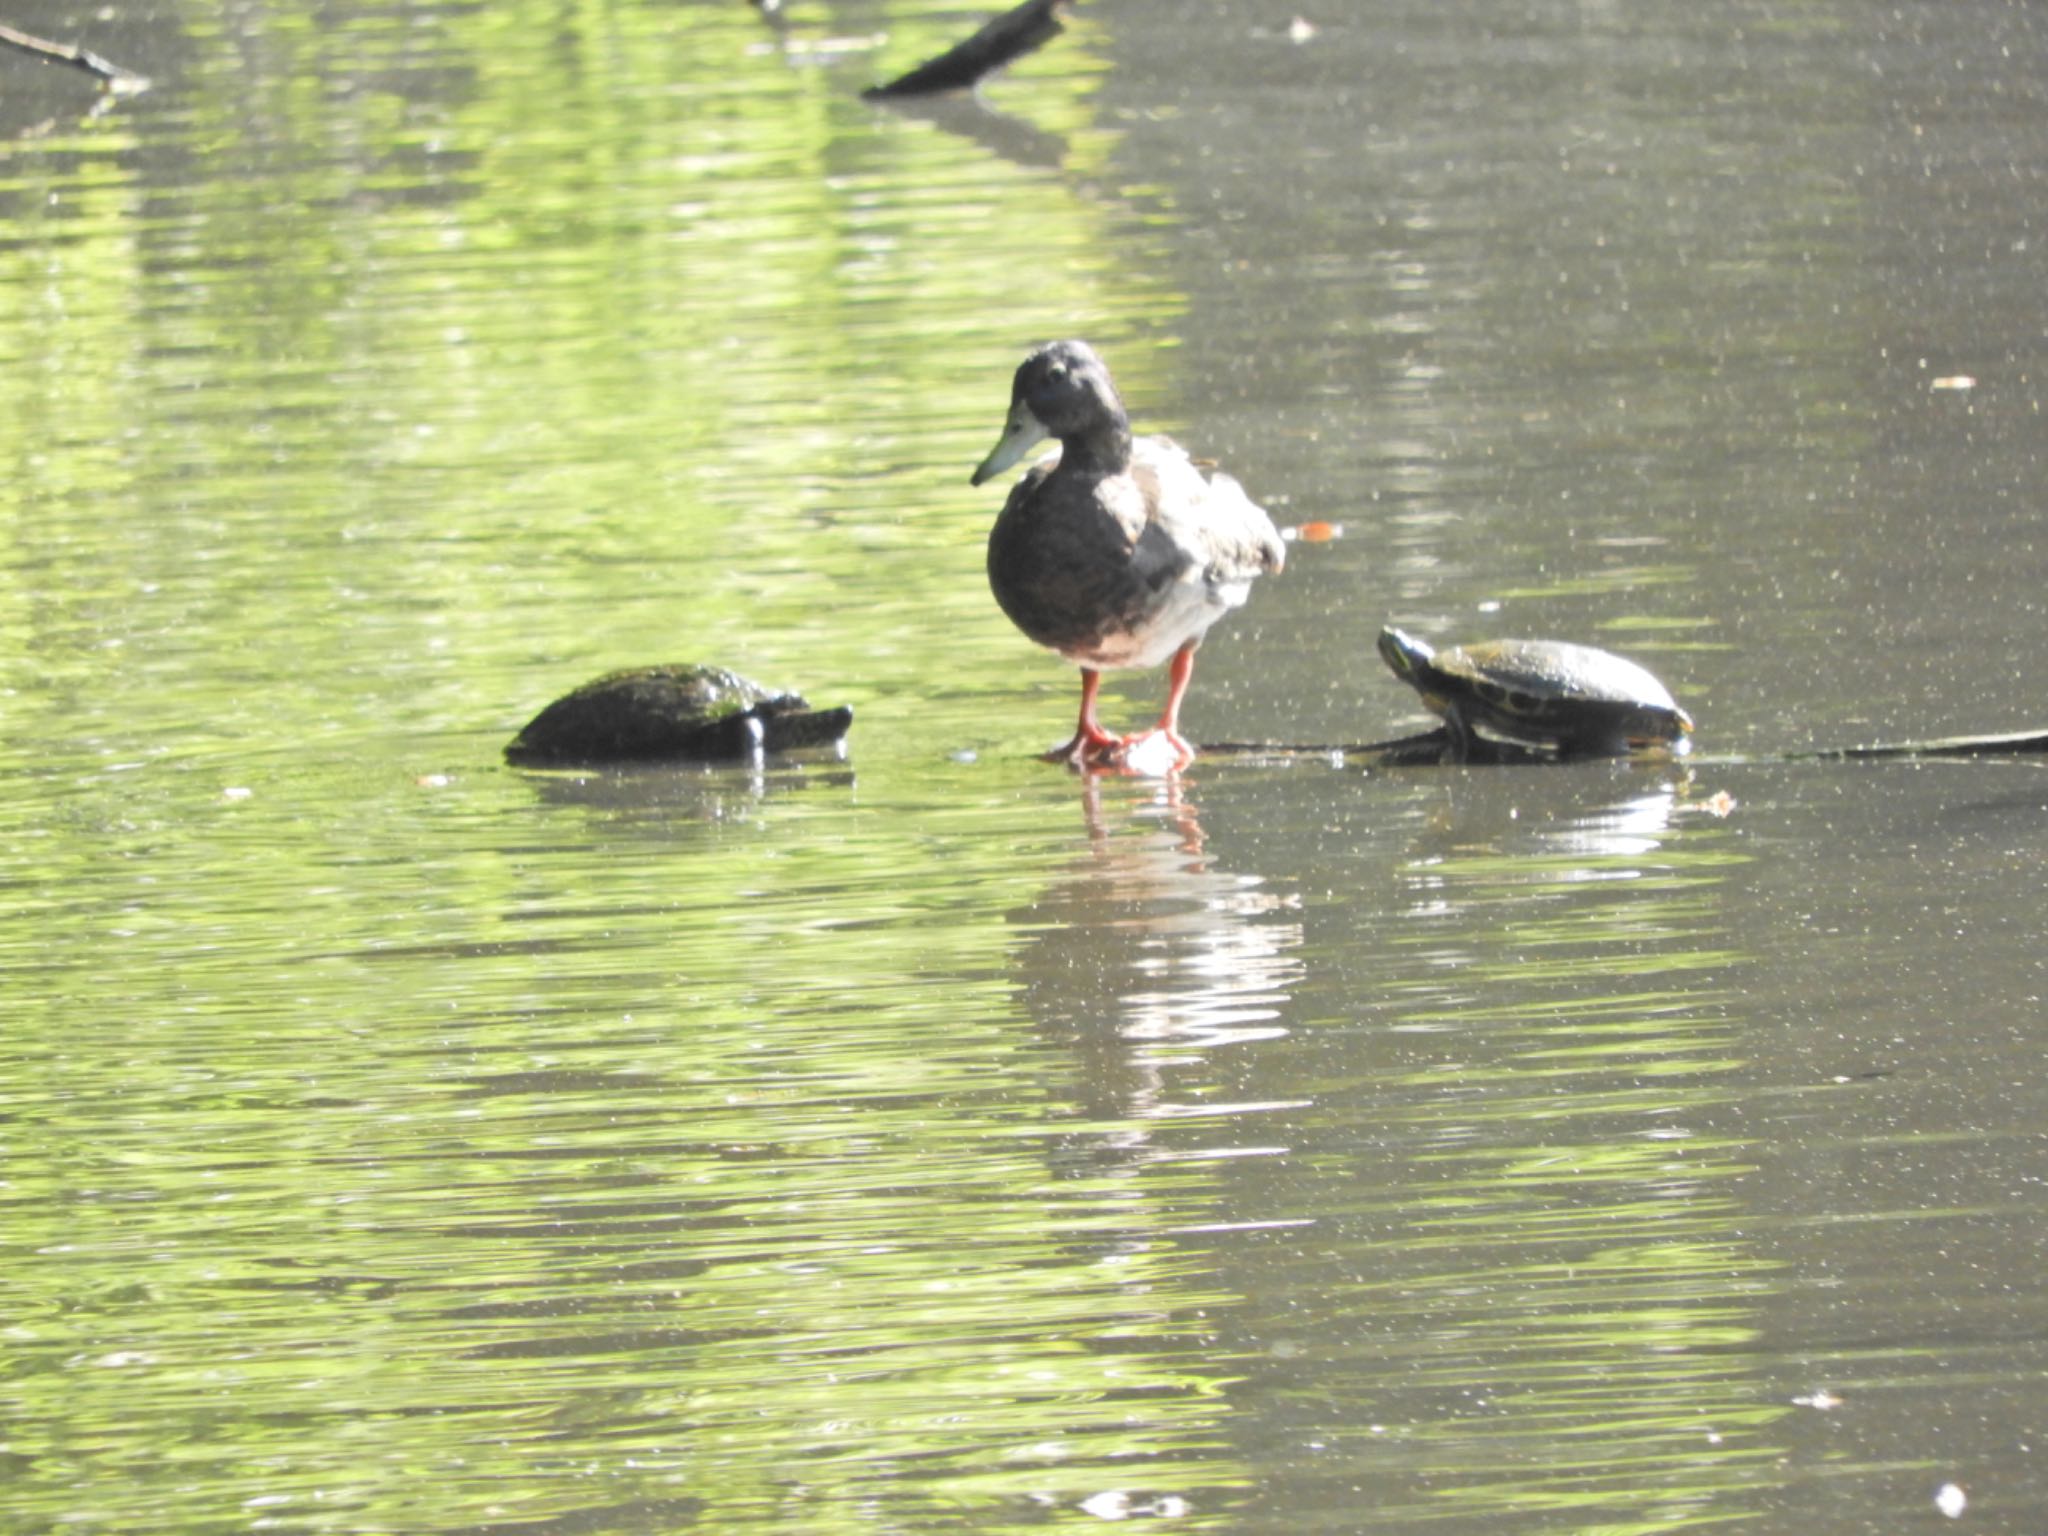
[
  {"xmin": 1114, "ymin": 727, "xmax": 1195, "ymax": 776},
  {"xmin": 1044, "ymin": 721, "xmax": 1129, "ymax": 768}
]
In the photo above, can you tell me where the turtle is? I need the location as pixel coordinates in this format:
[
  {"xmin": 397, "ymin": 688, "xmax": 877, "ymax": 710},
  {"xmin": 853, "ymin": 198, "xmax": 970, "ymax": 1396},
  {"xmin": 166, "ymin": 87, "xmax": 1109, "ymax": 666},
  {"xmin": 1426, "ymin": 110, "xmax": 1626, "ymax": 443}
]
[
  {"xmin": 505, "ymin": 665, "xmax": 852, "ymax": 766},
  {"xmin": 1376, "ymin": 627, "xmax": 1692, "ymax": 762}
]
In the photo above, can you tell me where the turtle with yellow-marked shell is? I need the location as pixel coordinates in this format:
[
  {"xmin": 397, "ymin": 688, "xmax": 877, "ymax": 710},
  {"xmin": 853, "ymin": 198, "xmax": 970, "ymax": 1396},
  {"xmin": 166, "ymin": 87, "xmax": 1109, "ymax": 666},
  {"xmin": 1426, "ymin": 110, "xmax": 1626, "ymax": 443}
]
[{"xmin": 1377, "ymin": 627, "xmax": 1692, "ymax": 762}]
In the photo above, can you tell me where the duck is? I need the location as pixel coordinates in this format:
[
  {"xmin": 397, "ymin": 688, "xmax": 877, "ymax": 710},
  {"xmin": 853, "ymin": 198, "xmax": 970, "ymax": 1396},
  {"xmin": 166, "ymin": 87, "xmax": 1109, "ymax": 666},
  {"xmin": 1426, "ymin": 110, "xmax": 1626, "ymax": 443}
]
[{"xmin": 970, "ymin": 339, "xmax": 1284, "ymax": 771}]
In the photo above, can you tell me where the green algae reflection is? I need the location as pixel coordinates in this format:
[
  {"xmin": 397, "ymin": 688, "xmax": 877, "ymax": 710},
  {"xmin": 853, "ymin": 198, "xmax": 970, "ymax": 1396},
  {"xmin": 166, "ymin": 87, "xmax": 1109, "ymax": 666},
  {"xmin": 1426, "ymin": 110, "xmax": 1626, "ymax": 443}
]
[{"xmin": 0, "ymin": 0, "xmax": 1245, "ymax": 1531}]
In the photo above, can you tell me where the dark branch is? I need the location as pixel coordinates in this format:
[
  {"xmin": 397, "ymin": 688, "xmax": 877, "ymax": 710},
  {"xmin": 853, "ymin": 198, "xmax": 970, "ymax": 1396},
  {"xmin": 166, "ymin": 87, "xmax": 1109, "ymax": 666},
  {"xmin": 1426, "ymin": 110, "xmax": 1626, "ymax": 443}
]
[
  {"xmin": 1794, "ymin": 727, "xmax": 2048, "ymax": 760},
  {"xmin": 864, "ymin": 0, "xmax": 1070, "ymax": 100},
  {"xmin": 0, "ymin": 19, "xmax": 148, "ymax": 90}
]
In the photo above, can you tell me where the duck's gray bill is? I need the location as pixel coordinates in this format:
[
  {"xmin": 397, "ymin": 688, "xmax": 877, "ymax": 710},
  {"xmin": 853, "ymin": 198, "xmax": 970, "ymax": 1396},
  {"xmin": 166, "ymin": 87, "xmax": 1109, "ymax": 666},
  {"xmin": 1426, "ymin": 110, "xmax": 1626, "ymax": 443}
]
[{"xmin": 969, "ymin": 410, "xmax": 1048, "ymax": 486}]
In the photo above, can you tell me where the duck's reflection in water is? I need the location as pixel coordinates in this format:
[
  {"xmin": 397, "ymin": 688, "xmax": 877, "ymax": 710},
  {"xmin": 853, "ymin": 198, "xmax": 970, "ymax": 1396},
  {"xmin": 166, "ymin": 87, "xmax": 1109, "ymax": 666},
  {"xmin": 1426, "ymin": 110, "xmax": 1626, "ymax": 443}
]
[{"xmin": 1008, "ymin": 775, "xmax": 1307, "ymax": 1160}]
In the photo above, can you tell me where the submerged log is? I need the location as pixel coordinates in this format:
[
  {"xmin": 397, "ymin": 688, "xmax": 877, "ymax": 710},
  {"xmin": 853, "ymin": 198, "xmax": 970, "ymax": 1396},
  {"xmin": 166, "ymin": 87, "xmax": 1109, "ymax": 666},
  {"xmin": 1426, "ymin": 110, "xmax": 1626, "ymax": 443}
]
[
  {"xmin": 1793, "ymin": 727, "xmax": 2048, "ymax": 761},
  {"xmin": 1197, "ymin": 729, "xmax": 1564, "ymax": 768},
  {"xmin": 1205, "ymin": 725, "xmax": 2048, "ymax": 768}
]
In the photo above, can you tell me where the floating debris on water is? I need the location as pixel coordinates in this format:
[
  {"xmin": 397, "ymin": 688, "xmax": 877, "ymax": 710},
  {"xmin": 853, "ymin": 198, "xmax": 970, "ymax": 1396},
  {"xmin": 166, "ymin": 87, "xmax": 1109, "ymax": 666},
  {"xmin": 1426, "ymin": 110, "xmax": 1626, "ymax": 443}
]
[{"xmin": 1283, "ymin": 520, "xmax": 1343, "ymax": 542}]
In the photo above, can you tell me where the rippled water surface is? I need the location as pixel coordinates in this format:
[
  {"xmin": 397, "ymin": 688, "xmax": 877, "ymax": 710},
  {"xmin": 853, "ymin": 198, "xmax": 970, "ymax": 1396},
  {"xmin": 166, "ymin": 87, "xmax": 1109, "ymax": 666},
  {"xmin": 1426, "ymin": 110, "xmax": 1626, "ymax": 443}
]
[{"xmin": 5, "ymin": 0, "xmax": 2048, "ymax": 1531}]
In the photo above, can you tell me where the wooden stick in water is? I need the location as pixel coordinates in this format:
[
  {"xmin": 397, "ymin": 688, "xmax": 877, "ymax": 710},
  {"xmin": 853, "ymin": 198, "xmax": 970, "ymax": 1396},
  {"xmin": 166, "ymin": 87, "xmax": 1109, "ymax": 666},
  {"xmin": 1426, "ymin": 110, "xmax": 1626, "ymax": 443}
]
[
  {"xmin": 1793, "ymin": 727, "xmax": 2048, "ymax": 761},
  {"xmin": 0, "ymin": 19, "xmax": 147, "ymax": 90},
  {"xmin": 863, "ymin": 0, "xmax": 1070, "ymax": 99},
  {"xmin": 1204, "ymin": 726, "xmax": 2048, "ymax": 767}
]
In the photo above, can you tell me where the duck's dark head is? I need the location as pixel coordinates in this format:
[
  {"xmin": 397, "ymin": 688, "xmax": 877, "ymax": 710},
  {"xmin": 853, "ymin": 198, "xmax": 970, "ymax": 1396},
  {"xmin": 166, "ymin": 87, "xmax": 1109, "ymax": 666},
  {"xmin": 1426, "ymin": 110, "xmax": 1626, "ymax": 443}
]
[{"xmin": 970, "ymin": 339, "xmax": 1129, "ymax": 486}]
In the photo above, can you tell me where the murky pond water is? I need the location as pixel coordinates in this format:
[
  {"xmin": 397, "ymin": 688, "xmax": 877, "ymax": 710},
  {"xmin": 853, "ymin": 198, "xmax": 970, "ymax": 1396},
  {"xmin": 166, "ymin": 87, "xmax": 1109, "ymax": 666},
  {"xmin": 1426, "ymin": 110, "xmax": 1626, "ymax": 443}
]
[{"xmin": 5, "ymin": 0, "xmax": 2047, "ymax": 1530}]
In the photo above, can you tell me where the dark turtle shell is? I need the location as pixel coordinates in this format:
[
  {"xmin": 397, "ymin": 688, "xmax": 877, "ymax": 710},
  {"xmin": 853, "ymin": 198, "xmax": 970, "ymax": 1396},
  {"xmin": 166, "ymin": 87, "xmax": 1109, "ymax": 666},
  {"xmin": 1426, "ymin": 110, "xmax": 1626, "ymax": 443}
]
[
  {"xmin": 1378, "ymin": 627, "xmax": 1691, "ymax": 758},
  {"xmin": 505, "ymin": 665, "xmax": 852, "ymax": 765}
]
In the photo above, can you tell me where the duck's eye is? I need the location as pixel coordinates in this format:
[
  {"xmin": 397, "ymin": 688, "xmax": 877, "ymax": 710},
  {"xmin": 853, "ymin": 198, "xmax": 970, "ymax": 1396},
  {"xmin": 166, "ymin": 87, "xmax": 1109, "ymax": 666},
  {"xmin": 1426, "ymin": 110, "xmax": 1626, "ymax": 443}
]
[{"xmin": 1045, "ymin": 362, "xmax": 1069, "ymax": 383}]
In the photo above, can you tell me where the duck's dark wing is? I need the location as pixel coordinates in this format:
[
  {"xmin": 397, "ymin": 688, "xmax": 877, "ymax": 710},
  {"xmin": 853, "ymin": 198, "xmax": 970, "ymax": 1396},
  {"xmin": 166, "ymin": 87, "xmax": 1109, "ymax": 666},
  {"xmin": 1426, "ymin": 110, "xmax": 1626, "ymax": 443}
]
[{"xmin": 987, "ymin": 455, "xmax": 1186, "ymax": 655}]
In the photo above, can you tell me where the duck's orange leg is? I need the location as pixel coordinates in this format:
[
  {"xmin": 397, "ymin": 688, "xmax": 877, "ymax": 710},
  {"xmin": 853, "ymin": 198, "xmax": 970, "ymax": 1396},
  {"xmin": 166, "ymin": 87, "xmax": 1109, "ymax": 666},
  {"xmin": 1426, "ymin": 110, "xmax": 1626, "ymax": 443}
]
[
  {"xmin": 1045, "ymin": 667, "xmax": 1127, "ymax": 766},
  {"xmin": 1119, "ymin": 641, "xmax": 1199, "ymax": 771}
]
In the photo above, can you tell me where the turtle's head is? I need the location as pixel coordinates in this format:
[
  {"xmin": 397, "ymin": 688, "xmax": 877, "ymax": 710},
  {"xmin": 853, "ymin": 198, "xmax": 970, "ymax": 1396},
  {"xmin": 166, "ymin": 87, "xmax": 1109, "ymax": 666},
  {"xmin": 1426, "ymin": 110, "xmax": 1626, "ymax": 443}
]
[
  {"xmin": 1635, "ymin": 703, "xmax": 1696, "ymax": 754},
  {"xmin": 1376, "ymin": 626, "xmax": 1435, "ymax": 682},
  {"xmin": 971, "ymin": 340, "xmax": 1126, "ymax": 486}
]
